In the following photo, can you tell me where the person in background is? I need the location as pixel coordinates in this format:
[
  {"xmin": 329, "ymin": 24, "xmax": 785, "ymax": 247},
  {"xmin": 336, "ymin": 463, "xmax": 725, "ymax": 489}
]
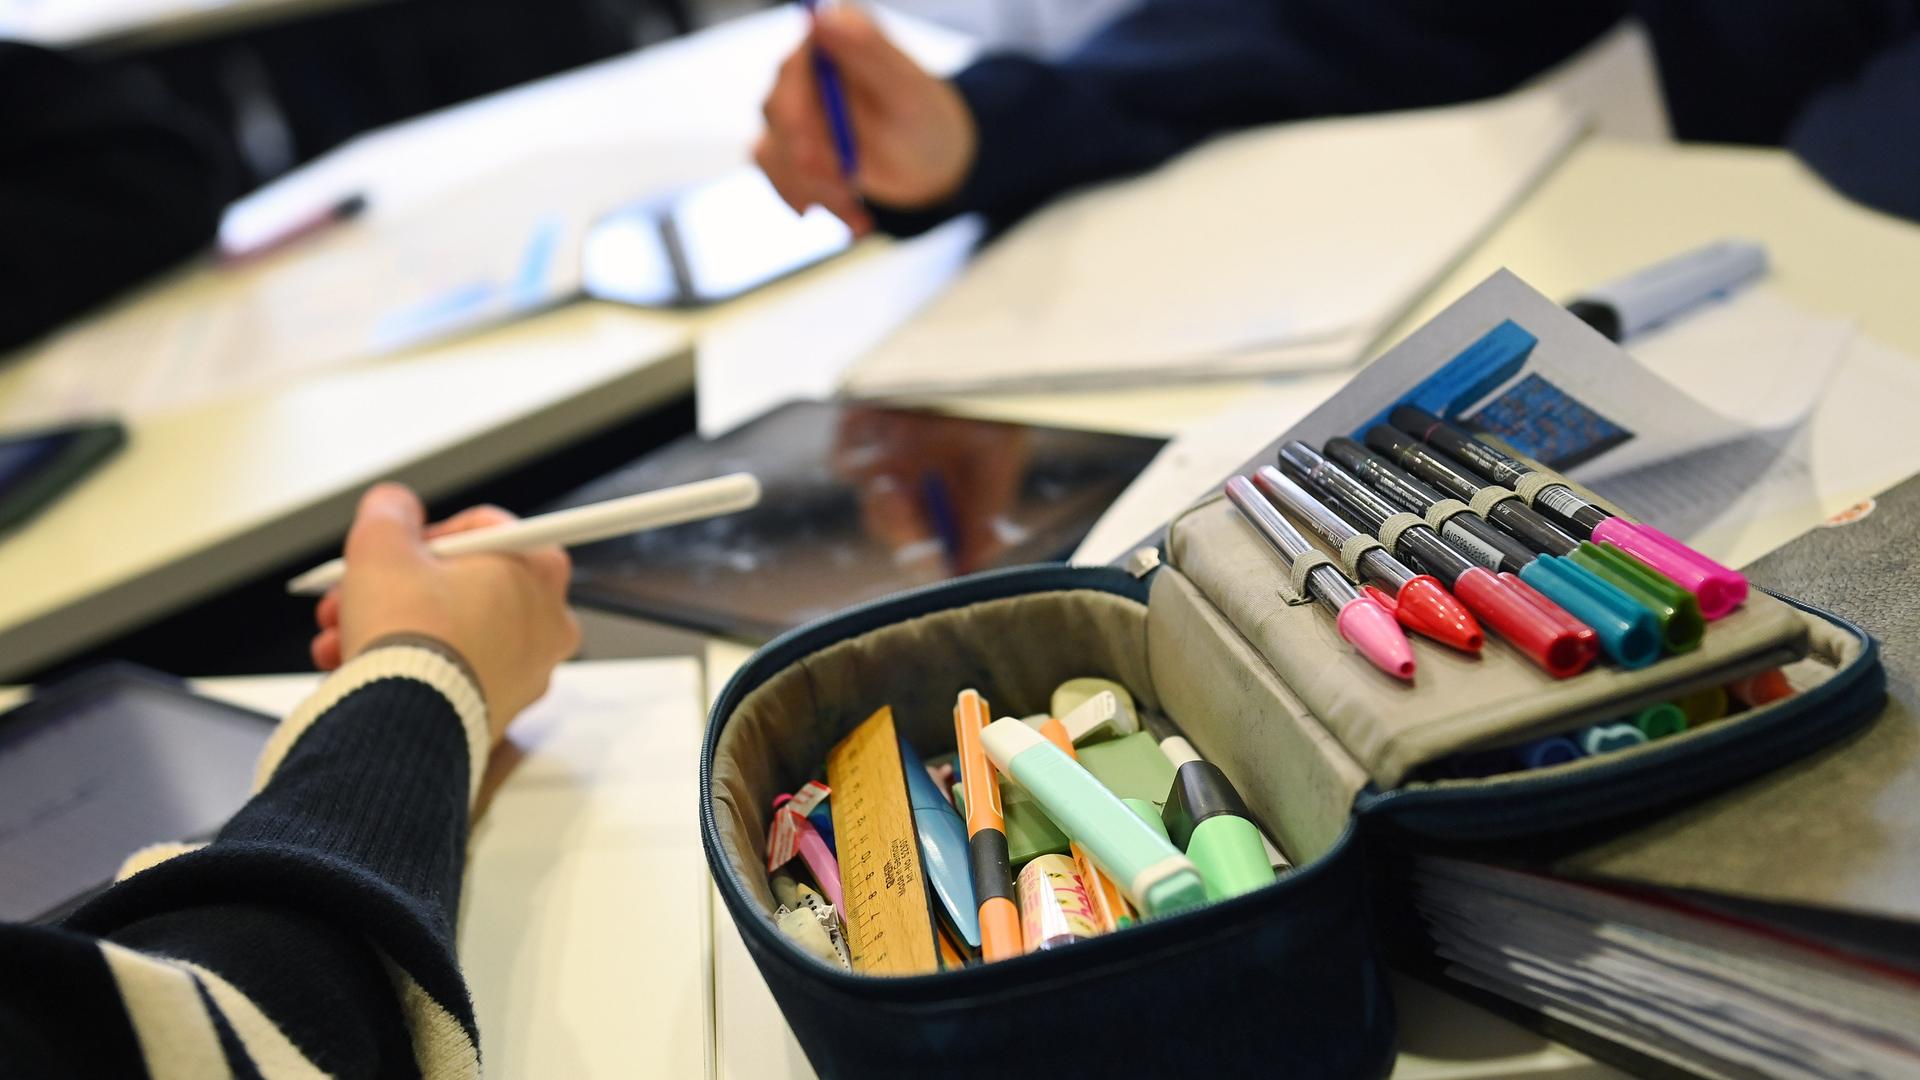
[
  {"xmin": 755, "ymin": 1, "xmax": 1920, "ymax": 234},
  {"xmin": 0, "ymin": 484, "xmax": 580, "ymax": 1076},
  {"xmin": 0, "ymin": 42, "xmax": 232, "ymax": 353}
]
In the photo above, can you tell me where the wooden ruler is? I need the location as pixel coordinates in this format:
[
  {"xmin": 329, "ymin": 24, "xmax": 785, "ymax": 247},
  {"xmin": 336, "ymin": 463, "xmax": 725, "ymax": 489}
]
[{"xmin": 826, "ymin": 706, "xmax": 938, "ymax": 975}]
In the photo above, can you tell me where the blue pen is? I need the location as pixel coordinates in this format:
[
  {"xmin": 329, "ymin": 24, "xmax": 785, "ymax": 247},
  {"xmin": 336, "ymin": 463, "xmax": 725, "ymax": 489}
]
[{"xmin": 798, "ymin": 0, "xmax": 858, "ymax": 175}]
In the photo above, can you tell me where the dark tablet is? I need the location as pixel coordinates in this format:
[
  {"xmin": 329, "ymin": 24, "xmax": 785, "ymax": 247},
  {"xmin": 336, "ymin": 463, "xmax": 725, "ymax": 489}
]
[
  {"xmin": 0, "ymin": 419, "xmax": 126, "ymax": 536},
  {"xmin": 0, "ymin": 665, "xmax": 273, "ymax": 922},
  {"xmin": 553, "ymin": 401, "xmax": 1166, "ymax": 641}
]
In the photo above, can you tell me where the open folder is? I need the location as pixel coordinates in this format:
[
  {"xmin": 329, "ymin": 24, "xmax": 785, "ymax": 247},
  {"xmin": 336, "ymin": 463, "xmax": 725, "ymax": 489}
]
[{"xmin": 842, "ymin": 88, "xmax": 1584, "ymax": 398}]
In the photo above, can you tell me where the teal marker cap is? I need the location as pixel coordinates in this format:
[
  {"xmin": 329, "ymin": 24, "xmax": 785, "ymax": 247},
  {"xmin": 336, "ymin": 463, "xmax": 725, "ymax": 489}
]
[
  {"xmin": 1518, "ymin": 555, "xmax": 1661, "ymax": 669},
  {"xmin": 1578, "ymin": 722, "xmax": 1648, "ymax": 756}
]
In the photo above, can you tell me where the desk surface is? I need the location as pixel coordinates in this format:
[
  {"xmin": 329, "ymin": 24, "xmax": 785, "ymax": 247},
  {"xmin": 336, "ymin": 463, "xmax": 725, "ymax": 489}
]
[
  {"xmin": 0, "ymin": 307, "xmax": 690, "ymax": 680},
  {"xmin": 0, "ymin": 7, "xmax": 974, "ymax": 682}
]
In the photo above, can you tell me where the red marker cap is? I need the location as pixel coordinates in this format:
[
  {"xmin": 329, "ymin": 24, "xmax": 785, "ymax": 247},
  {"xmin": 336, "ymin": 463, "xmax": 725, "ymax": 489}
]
[
  {"xmin": 1365, "ymin": 576, "xmax": 1483, "ymax": 653},
  {"xmin": 1451, "ymin": 568, "xmax": 1597, "ymax": 678}
]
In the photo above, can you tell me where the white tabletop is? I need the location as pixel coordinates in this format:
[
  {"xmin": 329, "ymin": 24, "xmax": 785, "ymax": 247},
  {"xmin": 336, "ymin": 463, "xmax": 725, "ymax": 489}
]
[{"xmin": 0, "ymin": 307, "xmax": 691, "ymax": 680}]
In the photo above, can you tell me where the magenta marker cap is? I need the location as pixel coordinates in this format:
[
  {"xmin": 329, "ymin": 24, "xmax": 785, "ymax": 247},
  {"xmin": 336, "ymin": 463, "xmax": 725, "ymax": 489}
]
[
  {"xmin": 1590, "ymin": 519, "xmax": 1746, "ymax": 620},
  {"xmin": 1337, "ymin": 596, "xmax": 1416, "ymax": 681}
]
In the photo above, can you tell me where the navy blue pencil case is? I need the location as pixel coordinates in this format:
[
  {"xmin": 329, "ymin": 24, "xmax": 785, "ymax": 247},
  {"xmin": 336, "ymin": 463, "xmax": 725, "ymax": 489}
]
[{"xmin": 699, "ymin": 275, "xmax": 1886, "ymax": 1079}]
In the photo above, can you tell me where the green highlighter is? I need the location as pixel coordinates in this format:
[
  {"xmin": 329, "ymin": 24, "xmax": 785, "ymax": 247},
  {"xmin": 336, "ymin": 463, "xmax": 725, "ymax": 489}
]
[
  {"xmin": 1123, "ymin": 798, "xmax": 1171, "ymax": 841},
  {"xmin": 1567, "ymin": 542, "xmax": 1705, "ymax": 654},
  {"xmin": 1158, "ymin": 737, "xmax": 1276, "ymax": 901}
]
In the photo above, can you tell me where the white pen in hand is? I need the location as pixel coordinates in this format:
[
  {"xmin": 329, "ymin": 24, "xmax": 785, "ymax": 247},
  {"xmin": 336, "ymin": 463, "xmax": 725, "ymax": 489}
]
[{"xmin": 286, "ymin": 472, "xmax": 762, "ymax": 596}]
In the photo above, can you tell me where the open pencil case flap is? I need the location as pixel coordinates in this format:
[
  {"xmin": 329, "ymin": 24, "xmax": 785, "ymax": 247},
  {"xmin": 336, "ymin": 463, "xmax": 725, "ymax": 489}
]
[{"xmin": 1158, "ymin": 492, "xmax": 1883, "ymax": 853}]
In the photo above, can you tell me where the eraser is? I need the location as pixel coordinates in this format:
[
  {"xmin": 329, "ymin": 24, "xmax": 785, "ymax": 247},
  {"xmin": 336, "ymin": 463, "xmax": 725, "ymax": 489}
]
[
  {"xmin": 1051, "ymin": 678, "xmax": 1139, "ymax": 736},
  {"xmin": 1059, "ymin": 691, "xmax": 1128, "ymax": 745}
]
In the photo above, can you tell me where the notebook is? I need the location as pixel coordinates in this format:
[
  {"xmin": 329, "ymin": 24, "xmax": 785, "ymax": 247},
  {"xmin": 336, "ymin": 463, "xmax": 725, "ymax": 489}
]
[{"xmin": 841, "ymin": 88, "xmax": 1584, "ymax": 397}]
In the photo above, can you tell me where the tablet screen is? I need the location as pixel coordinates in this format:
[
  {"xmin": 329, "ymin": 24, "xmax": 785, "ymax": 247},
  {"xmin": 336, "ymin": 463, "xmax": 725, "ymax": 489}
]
[
  {"xmin": 555, "ymin": 402, "xmax": 1165, "ymax": 640},
  {"xmin": 0, "ymin": 673, "xmax": 271, "ymax": 921}
]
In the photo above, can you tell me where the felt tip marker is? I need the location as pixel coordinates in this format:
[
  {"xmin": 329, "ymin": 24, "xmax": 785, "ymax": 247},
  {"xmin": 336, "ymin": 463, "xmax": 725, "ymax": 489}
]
[
  {"xmin": 1367, "ymin": 425, "xmax": 1705, "ymax": 654},
  {"xmin": 1579, "ymin": 722, "xmax": 1648, "ymax": 756},
  {"xmin": 1225, "ymin": 476, "xmax": 1416, "ymax": 680},
  {"xmin": 980, "ymin": 719, "xmax": 1208, "ymax": 918},
  {"xmin": 1516, "ymin": 735, "xmax": 1585, "ymax": 770},
  {"xmin": 1278, "ymin": 442, "xmax": 1596, "ymax": 678},
  {"xmin": 1325, "ymin": 439, "xmax": 1661, "ymax": 670},
  {"xmin": 1387, "ymin": 404, "xmax": 1747, "ymax": 619},
  {"xmin": 1325, "ymin": 438, "xmax": 1537, "ymax": 575},
  {"xmin": 953, "ymin": 691, "xmax": 1020, "ymax": 962},
  {"xmin": 898, "ymin": 736, "xmax": 981, "ymax": 950},
  {"xmin": 1632, "ymin": 703, "xmax": 1688, "ymax": 739},
  {"xmin": 1729, "ymin": 669, "xmax": 1794, "ymax": 709},
  {"xmin": 1364, "ymin": 425, "xmax": 1586, "ymax": 558},
  {"xmin": 1250, "ymin": 466, "xmax": 1483, "ymax": 653},
  {"xmin": 1158, "ymin": 737, "xmax": 1276, "ymax": 901}
]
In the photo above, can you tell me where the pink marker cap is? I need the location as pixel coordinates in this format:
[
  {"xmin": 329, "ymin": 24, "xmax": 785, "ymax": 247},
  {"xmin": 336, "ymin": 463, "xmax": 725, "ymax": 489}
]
[
  {"xmin": 1337, "ymin": 595, "xmax": 1416, "ymax": 681},
  {"xmin": 1590, "ymin": 518, "xmax": 1747, "ymax": 620}
]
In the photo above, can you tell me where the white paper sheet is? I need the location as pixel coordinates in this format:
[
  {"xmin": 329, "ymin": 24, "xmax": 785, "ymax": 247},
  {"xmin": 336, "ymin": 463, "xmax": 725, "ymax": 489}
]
[
  {"xmin": 1071, "ymin": 374, "xmax": 1349, "ymax": 565},
  {"xmin": 842, "ymin": 89, "xmax": 1585, "ymax": 397}
]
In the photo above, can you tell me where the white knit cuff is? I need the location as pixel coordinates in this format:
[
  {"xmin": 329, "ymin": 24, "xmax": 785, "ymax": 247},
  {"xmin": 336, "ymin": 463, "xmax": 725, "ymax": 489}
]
[{"xmin": 255, "ymin": 645, "xmax": 490, "ymax": 807}]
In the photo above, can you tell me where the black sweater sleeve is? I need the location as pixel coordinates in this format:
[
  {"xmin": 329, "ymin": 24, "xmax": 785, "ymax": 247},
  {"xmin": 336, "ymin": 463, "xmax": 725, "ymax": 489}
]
[
  {"xmin": 0, "ymin": 643, "xmax": 491, "ymax": 1079},
  {"xmin": 0, "ymin": 43, "xmax": 231, "ymax": 352},
  {"xmin": 873, "ymin": 0, "xmax": 1625, "ymax": 235}
]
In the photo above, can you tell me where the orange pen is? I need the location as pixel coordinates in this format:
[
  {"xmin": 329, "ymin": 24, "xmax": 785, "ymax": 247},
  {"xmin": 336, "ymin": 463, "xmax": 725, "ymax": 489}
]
[
  {"xmin": 1035, "ymin": 717, "xmax": 1131, "ymax": 933},
  {"xmin": 955, "ymin": 690, "xmax": 1022, "ymax": 962}
]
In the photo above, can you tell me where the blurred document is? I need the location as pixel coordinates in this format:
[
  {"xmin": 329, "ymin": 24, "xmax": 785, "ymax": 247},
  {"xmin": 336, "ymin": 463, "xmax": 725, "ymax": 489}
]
[
  {"xmin": 843, "ymin": 89, "xmax": 1584, "ymax": 397},
  {"xmin": 1072, "ymin": 376, "xmax": 1348, "ymax": 566},
  {"xmin": 1271, "ymin": 271, "xmax": 1920, "ymax": 569}
]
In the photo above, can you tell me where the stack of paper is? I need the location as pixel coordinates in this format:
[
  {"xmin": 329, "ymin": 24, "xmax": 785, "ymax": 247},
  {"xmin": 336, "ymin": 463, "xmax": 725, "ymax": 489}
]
[
  {"xmin": 1410, "ymin": 856, "xmax": 1920, "ymax": 1079},
  {"xmin": 843, "ymin": 89, "xmax": 1585, "ymax": 397}
]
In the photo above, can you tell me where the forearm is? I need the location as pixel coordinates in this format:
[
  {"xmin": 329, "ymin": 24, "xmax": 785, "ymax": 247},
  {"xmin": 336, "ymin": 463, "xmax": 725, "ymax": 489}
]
[
  {"xmin": 4, "ymin": 643, "xmax": 490, "ymax": 1077},
  {"xmin": 1786, "ymin": 33, "xmax": 1920, "ymax": 223},
  {"xmin": 877, "ymin": 0, "xmax": 1624, "ymax": 235}
]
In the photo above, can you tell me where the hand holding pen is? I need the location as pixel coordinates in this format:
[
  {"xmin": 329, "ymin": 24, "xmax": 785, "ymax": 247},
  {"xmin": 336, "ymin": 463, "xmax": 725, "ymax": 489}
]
[{"xmin": 755, "ymin": 3, "xmax": 979, "ymax": 235}]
